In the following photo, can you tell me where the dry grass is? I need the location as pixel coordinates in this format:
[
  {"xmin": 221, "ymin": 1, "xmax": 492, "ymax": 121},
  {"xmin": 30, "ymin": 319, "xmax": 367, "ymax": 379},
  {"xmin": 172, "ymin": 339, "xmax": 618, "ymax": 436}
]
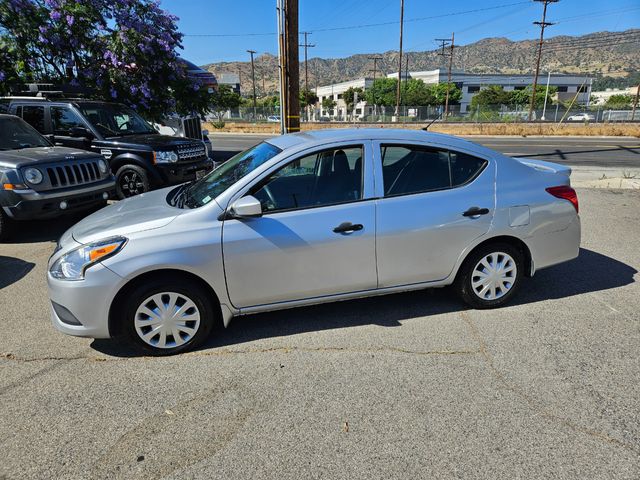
[{"xmin": 204, "ymin": 121, "xmax": 640, "ymax": 137}]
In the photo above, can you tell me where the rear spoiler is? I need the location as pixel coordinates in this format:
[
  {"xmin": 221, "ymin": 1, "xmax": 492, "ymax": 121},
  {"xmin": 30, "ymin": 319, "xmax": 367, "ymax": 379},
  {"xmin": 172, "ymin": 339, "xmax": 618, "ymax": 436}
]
[{"xmin": 514, "ymin": 158, "xmax": 572, "ymax": 177}]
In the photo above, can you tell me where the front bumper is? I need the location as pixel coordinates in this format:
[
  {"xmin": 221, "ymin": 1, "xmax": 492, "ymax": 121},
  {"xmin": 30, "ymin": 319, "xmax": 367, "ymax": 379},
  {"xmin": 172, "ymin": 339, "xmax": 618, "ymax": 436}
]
[
  {"xmin": 2, "ymin": 178, "xmax": 115, "ymax": 221},
  {"xmin": 47, "ymin": 262, "xmax": 124, "ymax": 339},
  {"xmin": 156, "ymin": 157, "xmax": 214, "ymax": 185}
]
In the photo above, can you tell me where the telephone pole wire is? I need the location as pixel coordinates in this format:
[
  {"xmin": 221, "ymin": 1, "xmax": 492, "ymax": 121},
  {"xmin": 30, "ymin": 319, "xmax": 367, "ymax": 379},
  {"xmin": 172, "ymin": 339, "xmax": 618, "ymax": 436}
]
[
  {"xmin": 529, "ymin": 0, "xmax": 558, "ymax": 122},
  {"xmin": 395, "ymin": 0, "xmax": 404, "ymax": 119}
]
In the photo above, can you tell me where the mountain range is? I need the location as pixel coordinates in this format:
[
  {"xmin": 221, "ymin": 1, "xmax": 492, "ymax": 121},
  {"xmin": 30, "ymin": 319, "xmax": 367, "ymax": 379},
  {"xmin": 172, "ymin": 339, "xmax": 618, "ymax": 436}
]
[{"xmin": 202, "ymin": 29, "xmax": 640, "ymax": 94}]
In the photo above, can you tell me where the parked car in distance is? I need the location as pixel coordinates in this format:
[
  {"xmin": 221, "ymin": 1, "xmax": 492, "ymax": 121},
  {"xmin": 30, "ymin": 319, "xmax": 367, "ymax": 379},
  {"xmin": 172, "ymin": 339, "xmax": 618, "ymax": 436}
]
[
  {"xmin": 48, "ymin": 129, "xmax": 580, "ymax": 355},
  {"xmin": 266, "ymin": 115, "xmax": 281, "ymax": 123},
  {"xmin": 2, "ymin": 97, "xmax": 214, "ymax": 199},
  {"xmin": 567, "ymin": 112, "xmax": 595, "ymax": 122},
  {"xmin": 0, "ymin": 114, "xmax": 114, "ymax": 240}
]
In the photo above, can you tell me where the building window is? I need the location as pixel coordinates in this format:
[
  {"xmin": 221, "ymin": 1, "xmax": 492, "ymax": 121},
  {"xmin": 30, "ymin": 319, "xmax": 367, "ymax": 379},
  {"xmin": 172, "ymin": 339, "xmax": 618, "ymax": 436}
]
[
  {"xmin": 514, "ymin": 86, "xmax": 526, "ymax": 91},
  {"xmin": 355, "ymin": 108, "xmax": 362, "ymax": 114},
  {"xmin": 467, "ymin": 86, "xmax": 480, "ymax": 93},
  {"xmin": 577, "ymin": 85, "xmax": 587, "ymax": 93},
  {"xmin": 557, "ymin": 86, "xmax": 568, "ymax": 93},
  {"xmin": 337, "ymin": 94, "xmax": 343, "ymax": 99}
]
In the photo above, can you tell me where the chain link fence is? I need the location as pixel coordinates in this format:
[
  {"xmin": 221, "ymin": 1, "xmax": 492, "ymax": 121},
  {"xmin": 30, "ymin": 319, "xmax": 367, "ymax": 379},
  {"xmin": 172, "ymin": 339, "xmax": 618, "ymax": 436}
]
[{"xmin": 206, "ymin": 104, "xmax": 638, "ymax": 125}]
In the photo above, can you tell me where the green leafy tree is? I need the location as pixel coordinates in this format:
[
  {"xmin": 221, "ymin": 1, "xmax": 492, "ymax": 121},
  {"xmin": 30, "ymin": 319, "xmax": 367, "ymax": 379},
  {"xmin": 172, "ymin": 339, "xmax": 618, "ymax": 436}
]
[
  {"xmin": 429, "ymin": 83, "xmax": 462, "ymax": 105},
  {"xmin": 364, "ymin": 78, "xmax": 397, "ymax": 106},
  {"xmin": 343, "ymin": 87, "xmax": 364, "ymax": 112},
  {"xmin": 509, "ymin": 85, "xmax": 556, "ymax": 108},
  {"xmin": 402, "ymin": 79, "xmax": 434, "ymax": 106},
  {"xmin": 300, "ymin": 89, "xmax": 319, "ymax": 107},
  {"xmin": 210, "ymin": 84, "xmax": 242, "ymax": 121},
  {"xmin": 321, "ymin": 96, "xmax": 337, "ymax": 112},
  {"xmin": 604, "ymin": 94, "xmax": 633, "ymax": 109},
  {"xmin": 258, "ymin": 95, "xmax": 280, "ymax": 108},
  {"xmin": 470, "ymin": 85, "xmax": 512, "ymax": 110}
]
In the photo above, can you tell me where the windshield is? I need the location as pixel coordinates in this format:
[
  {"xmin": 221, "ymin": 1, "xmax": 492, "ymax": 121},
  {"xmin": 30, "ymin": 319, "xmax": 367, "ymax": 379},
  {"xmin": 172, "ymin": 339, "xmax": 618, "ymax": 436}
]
[
  {"xmin": 78, "ymin": 103, "xmax": 157, "ymax": 137},
  {"xmin": 0, "ymin": 117, "xmax": 51, "ymax": 150},
  {"xmin": 174, "ymin": 142, "xmax": 282, "ymax": 208}
]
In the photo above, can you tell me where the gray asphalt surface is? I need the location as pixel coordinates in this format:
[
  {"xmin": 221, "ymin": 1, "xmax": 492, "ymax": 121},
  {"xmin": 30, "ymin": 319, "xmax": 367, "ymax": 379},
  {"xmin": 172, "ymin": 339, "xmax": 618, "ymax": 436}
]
[
  {"xmin": 209, "ymin": 133, "xmax": 640, "ymax": 169},
  {"xmin": 1, "ymin": 188, "xmax": 639, "ymax": 479}
]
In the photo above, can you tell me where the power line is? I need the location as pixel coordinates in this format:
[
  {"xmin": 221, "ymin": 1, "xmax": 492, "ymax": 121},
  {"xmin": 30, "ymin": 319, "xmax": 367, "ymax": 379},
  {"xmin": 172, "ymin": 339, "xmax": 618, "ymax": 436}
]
[{"xmin": 184, "ymin": 1, "xmax": 530, "ymax": 37}]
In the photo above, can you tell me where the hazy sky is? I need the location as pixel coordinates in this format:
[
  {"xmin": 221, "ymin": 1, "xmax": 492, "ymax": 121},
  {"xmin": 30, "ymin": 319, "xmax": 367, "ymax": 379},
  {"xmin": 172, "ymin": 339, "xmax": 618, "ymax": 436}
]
[{"xmin": 160, "ymin": 0, "xmax": 640, "ymax": 65}]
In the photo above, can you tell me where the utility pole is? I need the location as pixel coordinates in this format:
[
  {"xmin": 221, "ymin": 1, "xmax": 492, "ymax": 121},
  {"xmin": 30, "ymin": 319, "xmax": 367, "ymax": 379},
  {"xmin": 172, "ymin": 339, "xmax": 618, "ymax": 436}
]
[
  {"xmin": 299, "ymin": 31, "xmax": 315, "ymax": 122},
  {"xmin": 276, "ymin": 0, "xmax": 286, "ymax": 133},
  {"xmin": 529, "ymin": 0, "xmax": 558, "ymax": 122},
  {"xmin": 368, "ymin": 56, "xmax": 383, "ymax": 117},
  {"xmin": 283, "ymin": 0, "xmax": 300, "ymax": 132},
  {"xmin": 247, "ymin": 50, "xmax": 258, "ymax": 121},
  {"xmin": 394, "ymin": 0, "xmax": 404, "ymax": 120},
  {"xmin": 632, "ymin": 83, "xmax": 640, "ymax": 121},
  {"xmin": 436, "ymin": 36, "xmax": 454, "ymax": 118},
  {"xmin": 299, "ymin": 32, "xmax": 315, "ymax": 92}
]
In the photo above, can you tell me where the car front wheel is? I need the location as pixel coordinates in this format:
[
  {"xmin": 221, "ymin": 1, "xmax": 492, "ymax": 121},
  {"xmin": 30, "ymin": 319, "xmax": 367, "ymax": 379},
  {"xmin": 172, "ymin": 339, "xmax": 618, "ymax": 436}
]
[
  {"xmin": 455, "ymin": 243, "xmax": 524, "ymax": 309},
  {"xmin": 122, "ymin": 277, "xmax": 216, "ymax": 355}
]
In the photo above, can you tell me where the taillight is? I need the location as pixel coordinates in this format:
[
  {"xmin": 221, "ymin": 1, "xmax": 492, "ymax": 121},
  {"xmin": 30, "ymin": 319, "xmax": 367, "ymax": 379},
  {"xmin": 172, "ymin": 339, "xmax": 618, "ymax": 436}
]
[{"xmin": 546, "ymin": 185, "xmax": 579, "ymax": 214}]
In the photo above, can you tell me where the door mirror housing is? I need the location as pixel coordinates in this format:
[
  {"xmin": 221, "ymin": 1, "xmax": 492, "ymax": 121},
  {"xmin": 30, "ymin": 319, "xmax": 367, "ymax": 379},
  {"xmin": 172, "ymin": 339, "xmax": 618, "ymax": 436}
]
[
  {"xmin": 69, "ymin": 126, "xmax": 94, "ymax": 139},
  {"xmin": 229, "ymin": 195, "xmax": 262, "ymax": 218}
]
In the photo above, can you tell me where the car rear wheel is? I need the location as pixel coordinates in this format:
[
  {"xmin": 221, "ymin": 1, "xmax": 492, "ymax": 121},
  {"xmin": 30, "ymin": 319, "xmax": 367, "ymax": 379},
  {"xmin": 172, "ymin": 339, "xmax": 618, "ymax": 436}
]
[
  {"xmin": 455, "ymin": 243, "xmax": 524, "ymax": 309},
  {"xmin": 122, "ymin": 277, "xmax": 216, "ymax": 355},
  {"xmin": 115, "ymin": 165, "xmax": 150, "ymax": 199}
]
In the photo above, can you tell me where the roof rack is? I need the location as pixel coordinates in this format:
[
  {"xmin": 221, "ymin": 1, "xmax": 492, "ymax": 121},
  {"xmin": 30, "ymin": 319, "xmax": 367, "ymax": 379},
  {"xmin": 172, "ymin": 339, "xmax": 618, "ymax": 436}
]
[{"xmin": 8, "ymin": 83, "xmax": 95, "ymax": 98}]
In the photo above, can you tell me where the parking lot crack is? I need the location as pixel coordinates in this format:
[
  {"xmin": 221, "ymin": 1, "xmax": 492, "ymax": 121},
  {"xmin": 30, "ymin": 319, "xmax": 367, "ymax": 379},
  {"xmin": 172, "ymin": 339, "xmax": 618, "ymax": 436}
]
[{"xmin": 460, "ymin": 311, "xmax": 639, "ymax": 455}]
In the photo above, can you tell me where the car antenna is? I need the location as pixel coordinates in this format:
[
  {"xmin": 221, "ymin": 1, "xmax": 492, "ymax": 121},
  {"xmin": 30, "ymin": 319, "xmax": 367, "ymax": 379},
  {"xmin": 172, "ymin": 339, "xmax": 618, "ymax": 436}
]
[{"xmin": 422, "ymin": 111, "xmax": 443, "ymax": 131}]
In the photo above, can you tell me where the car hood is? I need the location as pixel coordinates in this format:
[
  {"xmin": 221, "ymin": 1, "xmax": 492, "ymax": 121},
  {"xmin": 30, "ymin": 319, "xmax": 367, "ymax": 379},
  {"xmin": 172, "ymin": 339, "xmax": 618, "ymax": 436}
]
[
  {"xmin": 0, "ymin": 146, "xmax": 101, "ymax": 168},
  {"xmin": 70, "ymin": 186, "xmax": 180, "ymax": 244},
  {"xmin": 101, "ymin": 133, "xmax": 203, "ymax": 150}
]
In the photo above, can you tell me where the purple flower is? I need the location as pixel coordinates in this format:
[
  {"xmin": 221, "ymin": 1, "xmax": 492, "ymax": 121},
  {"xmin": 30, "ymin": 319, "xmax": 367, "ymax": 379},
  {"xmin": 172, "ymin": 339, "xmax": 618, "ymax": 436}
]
[
  {"xmin": 0, "ymin": 72, "xmax": 5, "ymax": 82},
  {"xmin": 110, "ymin": 88, "xmax": 118, "ymax": 98},
  {"xmin": 50, "ymin": 10, "xmax": 61, "ymax": 20},
  {"xmin": 66, "ymin": 15, "xmax": 74, "ymax": 26}
]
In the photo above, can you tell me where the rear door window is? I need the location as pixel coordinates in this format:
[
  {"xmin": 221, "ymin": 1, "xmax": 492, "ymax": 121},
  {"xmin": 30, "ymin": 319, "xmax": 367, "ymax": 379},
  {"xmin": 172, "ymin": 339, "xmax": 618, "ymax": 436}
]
[
  {"xmin": 20, "ymin": 105, "xmax": 45, "ymax": 133},
  {"xmin": 381, "ymin": 144, "xmax": 487, "ymax": 197}
]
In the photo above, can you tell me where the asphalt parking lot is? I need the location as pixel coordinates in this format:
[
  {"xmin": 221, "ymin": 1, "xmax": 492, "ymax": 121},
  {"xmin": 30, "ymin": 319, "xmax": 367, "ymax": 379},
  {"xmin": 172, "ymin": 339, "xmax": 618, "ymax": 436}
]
[{"xmin": 1, "ymin": 187, "xmax": 639, "ymax": 479}]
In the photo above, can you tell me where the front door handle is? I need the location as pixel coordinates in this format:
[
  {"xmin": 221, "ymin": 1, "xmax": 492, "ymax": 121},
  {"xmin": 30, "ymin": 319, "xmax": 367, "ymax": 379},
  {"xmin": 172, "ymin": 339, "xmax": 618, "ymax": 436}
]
[
  {"xmin": 333, "ymin": 222, "xmax": 363, "ymax": 233},
  {"xmin": 462, "ymin": 207, "xmax": 490, "ymax": 217}
]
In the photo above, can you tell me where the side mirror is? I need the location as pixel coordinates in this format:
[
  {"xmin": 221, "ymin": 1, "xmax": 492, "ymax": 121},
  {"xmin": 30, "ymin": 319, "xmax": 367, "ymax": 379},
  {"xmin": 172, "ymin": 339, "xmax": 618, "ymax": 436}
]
[
  {"xmin": 201, "ymin": 129, "xmax": 209, "ymax": 137},
  {"xmin": 229, "ymin": 195, "xmax": 262, "ymax": 218},
  {"xmin": 69, "ymin": 126, "xmax": 94, "ymax": 139}
]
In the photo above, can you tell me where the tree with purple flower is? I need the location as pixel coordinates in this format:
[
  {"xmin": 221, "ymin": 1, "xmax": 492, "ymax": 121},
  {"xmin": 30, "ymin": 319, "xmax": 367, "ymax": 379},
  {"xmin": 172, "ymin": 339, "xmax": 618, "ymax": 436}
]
[{"xmin": 0, "ymin": 0, "xmax": 212, "ymax": 119}]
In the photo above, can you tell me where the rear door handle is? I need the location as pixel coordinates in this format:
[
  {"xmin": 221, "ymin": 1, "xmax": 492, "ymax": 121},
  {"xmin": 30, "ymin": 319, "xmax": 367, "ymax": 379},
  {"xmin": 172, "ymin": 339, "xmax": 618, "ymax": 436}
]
[
  {"xmin": 333, "ymin": 222, "xmax": 363, "ymax": 233},
  {"xmin": 462, "ymin": 207, "xmax": 490, "ymax": 217}
]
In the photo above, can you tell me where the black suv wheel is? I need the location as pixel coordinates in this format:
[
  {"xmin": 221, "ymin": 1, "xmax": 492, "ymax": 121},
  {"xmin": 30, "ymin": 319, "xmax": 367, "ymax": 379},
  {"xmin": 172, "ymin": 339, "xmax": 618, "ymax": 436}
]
[{"xmin": 115, "ymin": 165, "xmax": 150, "ymax": 199}]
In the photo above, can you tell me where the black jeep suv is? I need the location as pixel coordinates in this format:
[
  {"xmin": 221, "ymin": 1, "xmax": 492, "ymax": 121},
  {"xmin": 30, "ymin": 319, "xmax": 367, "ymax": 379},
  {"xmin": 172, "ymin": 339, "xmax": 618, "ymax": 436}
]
[
  {"xmin": 0, "ymin": 114, "xmax": 115, "ymax": 240},
  {"xmin": 2, "ymin": 98, "xmax": 214, "ymax": 199}
]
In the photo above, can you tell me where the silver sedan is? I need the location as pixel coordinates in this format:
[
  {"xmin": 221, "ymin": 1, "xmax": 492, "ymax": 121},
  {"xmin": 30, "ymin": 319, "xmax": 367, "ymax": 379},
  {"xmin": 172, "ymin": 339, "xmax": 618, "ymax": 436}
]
[{"xmin": 47, "ymin": 129, "xmax": 580, "ymax": 354}]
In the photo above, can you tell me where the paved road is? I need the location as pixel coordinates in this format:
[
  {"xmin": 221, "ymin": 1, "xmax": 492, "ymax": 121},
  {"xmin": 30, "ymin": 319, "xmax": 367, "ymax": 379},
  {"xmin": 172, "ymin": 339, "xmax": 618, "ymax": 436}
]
[
  {"xmin": 1, "ymin": 188, "xmax": 639, "ymax": 479},
  {"xmin": 210, "ymin": 133, "xmax": 640, "ymax": 169}
]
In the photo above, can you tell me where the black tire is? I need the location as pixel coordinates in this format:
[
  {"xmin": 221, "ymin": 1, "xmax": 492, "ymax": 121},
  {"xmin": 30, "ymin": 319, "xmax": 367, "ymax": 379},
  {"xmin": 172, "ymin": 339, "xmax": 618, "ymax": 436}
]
[
  {"xmin": 454, "ymin": 242, "xmax": 524, "ymax": 309},
  {"xmin": 122, "ymin": 276, "xmax": 217, "ymax": 355},
  {"xmin": 115, "ymin": 164, "xmax": 151, "ymax": 199},
  {"xmin": 0, "ymin": 209, "xmax": 13, "ymax": 242}
]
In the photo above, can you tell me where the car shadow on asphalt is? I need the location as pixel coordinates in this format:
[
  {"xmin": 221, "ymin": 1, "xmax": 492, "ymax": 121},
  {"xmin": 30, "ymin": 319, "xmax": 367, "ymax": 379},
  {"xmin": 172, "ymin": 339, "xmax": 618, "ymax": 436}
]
[
  {"xmin": 91, "ymin": 247, "xmax": 637, "ymax": 358},
  {"xmin": 0, "ymin": 256, "xmax": 36, "ymax": 290},
  {"xmin": 3, "ymin": 214, "xmax": 85, "ymax": 244}
]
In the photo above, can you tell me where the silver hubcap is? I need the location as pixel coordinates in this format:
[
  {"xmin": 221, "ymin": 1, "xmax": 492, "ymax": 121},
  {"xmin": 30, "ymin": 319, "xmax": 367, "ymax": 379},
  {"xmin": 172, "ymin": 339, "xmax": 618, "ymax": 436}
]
[
  {"xmin": 134, "ymin": 292, "xmax": 201, "ymax": 349},
  {"xmin": 471, "ymin": 252, "xmax": 517, "ymax": 301}
]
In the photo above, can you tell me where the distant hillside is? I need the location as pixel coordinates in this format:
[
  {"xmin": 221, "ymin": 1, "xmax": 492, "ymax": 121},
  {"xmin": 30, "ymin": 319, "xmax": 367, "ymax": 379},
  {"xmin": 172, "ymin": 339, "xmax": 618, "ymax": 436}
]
[{"xmin": 202, "ymin": 29, "xmax": 640, "ymax": 94}]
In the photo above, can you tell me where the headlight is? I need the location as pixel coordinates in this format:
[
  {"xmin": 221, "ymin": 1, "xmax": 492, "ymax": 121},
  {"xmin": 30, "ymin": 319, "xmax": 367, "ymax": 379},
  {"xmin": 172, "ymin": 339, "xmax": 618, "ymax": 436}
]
[
  {"xmin": 23, "ymin": 167, "xmax": 43, "ymax": 185},
  {"xmin": 153, "ymin": 150, "xmax": 179, "ymax": 164},
  {"xmin": 97, "ymin": 159, "xmax": 109, "ymax": 174},
  {"xmin": 50, "ymin": 236, "xmax": 127, "ymax": 281}
]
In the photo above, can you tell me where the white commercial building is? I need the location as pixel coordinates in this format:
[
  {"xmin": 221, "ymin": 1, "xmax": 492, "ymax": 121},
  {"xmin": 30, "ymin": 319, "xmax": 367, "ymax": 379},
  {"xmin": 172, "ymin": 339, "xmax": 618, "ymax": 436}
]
[{"xmin": 315, "ymin": 69, "xmax": 593, "ymax": 117}]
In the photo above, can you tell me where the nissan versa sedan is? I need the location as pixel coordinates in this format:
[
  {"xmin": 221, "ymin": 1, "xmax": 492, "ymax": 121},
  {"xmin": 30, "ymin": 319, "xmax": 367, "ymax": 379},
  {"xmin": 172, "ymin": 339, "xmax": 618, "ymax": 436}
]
[{"xmin": 47, "ymin": 129, "xmax": 580, "ymax": 355}]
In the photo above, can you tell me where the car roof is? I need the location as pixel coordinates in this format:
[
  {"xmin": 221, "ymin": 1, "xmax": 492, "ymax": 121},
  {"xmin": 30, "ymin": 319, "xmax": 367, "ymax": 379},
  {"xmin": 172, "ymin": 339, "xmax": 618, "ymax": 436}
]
[{"xmin": 265, "ymin": 128, "xmax": 489, "ymax": 155}]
